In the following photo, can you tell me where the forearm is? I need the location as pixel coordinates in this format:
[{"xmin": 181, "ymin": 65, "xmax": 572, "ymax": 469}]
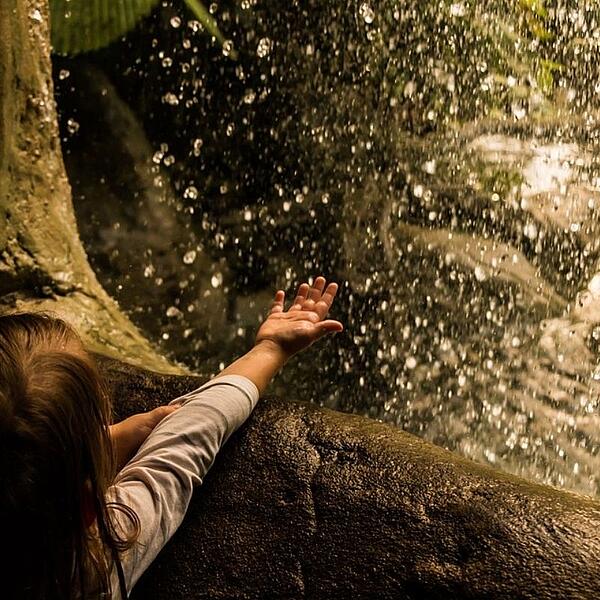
[
  {"xmin": 214, "ymin": 340, "xmax": 288, "ymax": 395},
  {"xmin": 112, "ymin": 375, "xmax": 259, "ymax": 590}
]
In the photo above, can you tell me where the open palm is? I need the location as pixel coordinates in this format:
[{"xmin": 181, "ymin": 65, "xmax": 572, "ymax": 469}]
[{"xmin": 256, "ymin": 276, "xmax": 343, "ymax": 359}]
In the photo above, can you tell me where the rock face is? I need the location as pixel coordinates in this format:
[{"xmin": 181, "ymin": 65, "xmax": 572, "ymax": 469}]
[{"xmin": 99, "ymin": 356, "xmax": 600, "ymax": 600}]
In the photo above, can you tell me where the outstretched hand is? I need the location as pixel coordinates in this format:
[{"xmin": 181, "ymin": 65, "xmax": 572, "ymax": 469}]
[{"xmin": 255, "ymin": 276, "xmax": 343, "ymax": 361}]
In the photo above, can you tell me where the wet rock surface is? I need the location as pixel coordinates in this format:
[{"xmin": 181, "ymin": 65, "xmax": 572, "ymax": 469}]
[{"xmin": 99, "ymin": 356, "xmax": 600, "ymax": 599}]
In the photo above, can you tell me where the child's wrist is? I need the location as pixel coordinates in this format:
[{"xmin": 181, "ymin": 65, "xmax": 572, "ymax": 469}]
[{"xmin": 254, "ymin": 339, "xmax": 290, "ymax": 367}]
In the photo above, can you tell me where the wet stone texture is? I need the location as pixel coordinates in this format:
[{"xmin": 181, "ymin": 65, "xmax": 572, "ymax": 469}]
[{"xmin": 99, "ymin": 356, "xmax": 600, "ymax": 600}]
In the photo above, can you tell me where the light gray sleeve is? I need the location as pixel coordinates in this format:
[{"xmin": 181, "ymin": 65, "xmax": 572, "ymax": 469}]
[{"xmin": 107, "ymin": 374, "xmax": 259, "ymax": 595}]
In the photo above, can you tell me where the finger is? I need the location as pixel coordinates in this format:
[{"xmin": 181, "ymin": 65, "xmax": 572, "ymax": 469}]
[
  {"xmin": 307, "ymin": 276, "xmax": 326, "ymax": 302},
  {"xmin": 270, "ymin": 290, "xmax": 285, "ymax": 314},
  {"xmin": 289, "ymin": 283, "xmax": 310, "ymax": 311},
  {"xmin": 302, "ymin": 297, "xmax": 316, "ymax": 312},
  {"xmin": 314, "ymin": 282, "xmax": 338, "ymax": 319}
]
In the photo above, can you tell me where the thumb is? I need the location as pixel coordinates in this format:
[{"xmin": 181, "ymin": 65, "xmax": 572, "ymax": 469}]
[{"xmin": 315, "ymin": 320, "xmax": 344, "ymax": 335}]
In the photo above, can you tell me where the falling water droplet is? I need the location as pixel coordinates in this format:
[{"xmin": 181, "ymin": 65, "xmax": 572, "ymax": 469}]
[
  {"xmin": 67, "ymin": 118, "xmax": 80, "ymax": 135},
  {"xmin": 511, "ymin": 103, "xmax": 527, "ymax": 120},
  {"xmin": 192, "ymin": 138, "xmax": 203, "ymax": 156},
  {"xmin": 523, "ymin": 222, "xmax": 538, "ymax": 240},
  {"xmin": 163, "ymin": 92, "xmax": 179, "ymax": 106},
  {"xmin": 184, "ymin": 186, "xmax": 198, "ymax": 200},
  {"xmin": 166, "ymin": 306, "xmax": 182, "ymax": 318},
  {"xmin": 405, "ymin": 356, "xmax": 417, "ymax": 369},
  {"xmin": 423, "ymin": 160, "xmax": 437, "ymax": 175},
  {"xmin": 183, "ymin": 250, "xmax": 197, "ymax": 265},
  {"xmin": 257, "ymin": 38, "xmax": 272, "ymax": 58},
  {"xmin": 474, "ymin": 266, "xmax": 487, "ymax": 282},
  {"xmin": 187, "ymin": 20, "xmax": 202, "ymax": 33},
  {"xmin": 243, "ymin": 89, "xmax": 256, "ymax": 104},
  {"xmin": 222, "ymin": 40, "xmax": 234, "ymax": 57},
  {"xmin": 359, "ymin": 3, "xmax": 375, "ymax": 24},
  {"xmin": 450, "ymin": 3, "xmax": 466, "ymax": 17}
]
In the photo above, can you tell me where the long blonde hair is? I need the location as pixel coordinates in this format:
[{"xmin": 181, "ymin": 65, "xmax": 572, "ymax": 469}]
[{"xmin": 0, "ymin": 313, "xmax": 139, "ymax": 599}]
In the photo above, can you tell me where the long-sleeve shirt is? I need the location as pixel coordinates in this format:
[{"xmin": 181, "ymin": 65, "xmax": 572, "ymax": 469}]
[{"xmin": 106, "ymin": 375, "xmax": 260, "ymax": 597}]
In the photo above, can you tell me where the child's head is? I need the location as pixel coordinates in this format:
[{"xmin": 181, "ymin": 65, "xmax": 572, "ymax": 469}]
[{"xmin": 0, "ymin": 313, "xmax": 134, "ymax": 599}]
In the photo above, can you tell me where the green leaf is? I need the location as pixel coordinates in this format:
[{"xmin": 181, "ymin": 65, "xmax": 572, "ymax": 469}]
[
  {"xmin": 536, "ymin": 59, "xmax": 563, "ymax": 95},
  {"xmin": 184, "ymin": 0, "xmax": 221, "ymax": 44},
  {"xmin": 184, "ymin": 0, "xmax": 237, "ymax": 58},
  {"xmin": 49, "ymin": 0, "xmax": 230, "ymax": 56},
  {"xmin": 518, "ymin": 0, "xmax": 547, "ymax": 19},
  {"xmin": 50, "ymin": 0, "xmax": 158, "ymax": 55}
]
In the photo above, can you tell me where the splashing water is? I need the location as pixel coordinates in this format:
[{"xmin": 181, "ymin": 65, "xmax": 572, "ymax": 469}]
[{"xmin": 55, "ymin": 0, "xmax": 600, "ymax": 496}]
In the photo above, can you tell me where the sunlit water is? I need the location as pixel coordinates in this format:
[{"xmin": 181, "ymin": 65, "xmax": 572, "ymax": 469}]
[{"xmin": 54, "ymin": 1, "xmax": 600, "ymax": 495}]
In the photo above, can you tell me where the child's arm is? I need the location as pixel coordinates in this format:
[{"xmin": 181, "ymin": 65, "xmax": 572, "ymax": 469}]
[
  {"xmin": 108, "ymin": 277, "xmax": 341, "ymax": 468},
  {"xmin": 107, "ymin": 276, "xmax": 342, "ymax": 592},
  {"xmin": 109, "ymin": 406, "xmax": 179, "ymax": 470},
  {"xmin": 109, "ymin": 374, "xmax": 259, "ymax": 591},
  {"xmin": 215, "ymin": 276, "xmax": 342, "ymax": 393}
]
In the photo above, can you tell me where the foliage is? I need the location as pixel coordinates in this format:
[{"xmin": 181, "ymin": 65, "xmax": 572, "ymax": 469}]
[
  {"xmin": 366, "ymin": 0, "xmax": 558, "ymax": 132},
  {"xmin": 49, "ymin": 0, "xmax": 225, "ymax": 55}
]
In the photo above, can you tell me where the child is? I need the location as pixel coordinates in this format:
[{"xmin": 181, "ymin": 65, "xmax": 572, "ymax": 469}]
[{"xmin": 0, "ymin": 276, "xmax": 342, "ymax": 599}]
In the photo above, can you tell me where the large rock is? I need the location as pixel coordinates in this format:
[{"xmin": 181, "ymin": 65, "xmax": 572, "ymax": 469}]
[{"xmin": 99, "ymin": 356, "xmax": 600, "ymax": 599}]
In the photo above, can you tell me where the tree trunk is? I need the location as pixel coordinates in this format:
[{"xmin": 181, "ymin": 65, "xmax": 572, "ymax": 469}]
[{"xmin": 0, "ymin": 0, "xmax": 183, "ymax": 375}]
